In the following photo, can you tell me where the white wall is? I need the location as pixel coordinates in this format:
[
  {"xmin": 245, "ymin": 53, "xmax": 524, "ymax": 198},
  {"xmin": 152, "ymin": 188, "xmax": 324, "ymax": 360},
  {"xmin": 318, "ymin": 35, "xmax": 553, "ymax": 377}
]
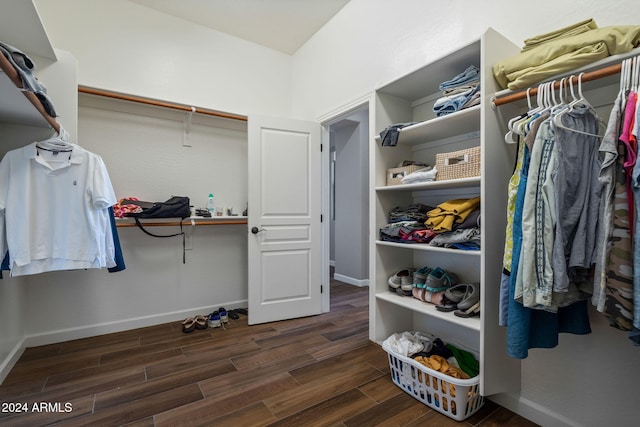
[
  {"xmin": 35, "ymin": 0, "xmax": 293, "ymax": 118},
  {"xmin": 12, "ymin": 0, "xmax": 640, "ymax": 425},
  {"xmin": 292, "ymin": 0, "xmax": 640, "ymax": 120},
  {"xmin": 291, "ymin": 1, "xmax": 640, "ymax": 426}
]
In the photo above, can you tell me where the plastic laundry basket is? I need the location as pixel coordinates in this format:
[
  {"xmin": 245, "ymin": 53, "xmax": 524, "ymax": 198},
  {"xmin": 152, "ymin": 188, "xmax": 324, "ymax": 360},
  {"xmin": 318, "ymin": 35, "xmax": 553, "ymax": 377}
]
[{"xmin": 382, "ymin": 340, "xmax": 484, "ymax": 421}]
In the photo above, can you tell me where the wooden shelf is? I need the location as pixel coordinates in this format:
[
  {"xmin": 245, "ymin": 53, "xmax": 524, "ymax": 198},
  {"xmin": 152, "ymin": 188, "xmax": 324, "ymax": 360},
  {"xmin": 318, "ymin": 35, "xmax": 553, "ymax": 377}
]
[{"xmin": 116, "ymin": 216, "xmax": 248, "ymax": 227}]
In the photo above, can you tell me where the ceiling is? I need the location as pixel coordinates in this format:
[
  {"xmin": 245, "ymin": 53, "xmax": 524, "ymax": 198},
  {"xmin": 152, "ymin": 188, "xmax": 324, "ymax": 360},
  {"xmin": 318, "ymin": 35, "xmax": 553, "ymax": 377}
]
[{"xmin": 130, "ymin": 0, "xmax": 350, "ymax": 55}]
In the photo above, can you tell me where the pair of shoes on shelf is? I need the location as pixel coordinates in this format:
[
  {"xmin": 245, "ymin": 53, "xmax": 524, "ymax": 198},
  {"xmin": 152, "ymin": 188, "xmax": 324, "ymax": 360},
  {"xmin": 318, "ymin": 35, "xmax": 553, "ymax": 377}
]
[
  {"xmin": 435, "ymin": 283, "xmax": 480, "ymax": 317},
  {"xmin": 425, "ymin": 267, "xmax": 458, "ymax": 292},
  {"xmin": 235, "ymin": 308, "xmax": 248, "ymax": 315},
  {"xmin": 209, "ymin": 307, "xmax": 232, "ymax": 328},
  {"xmin": 412, "ymin": 287, "xmax": 446, "ymax": 305},
  {"xmin": 182, "ymin": 314, "xmax": 209, "ymax": 333},
  {"xmin": 388, "ymin": 268, "xmax": 416, "ymax": 296},
  {"xmin": 227, "ymin": 309, "xmax": 240, "ymax": 320},
  {"xmin": 412, "ymin": 266, "xmax": 432, "ymax": 289}
]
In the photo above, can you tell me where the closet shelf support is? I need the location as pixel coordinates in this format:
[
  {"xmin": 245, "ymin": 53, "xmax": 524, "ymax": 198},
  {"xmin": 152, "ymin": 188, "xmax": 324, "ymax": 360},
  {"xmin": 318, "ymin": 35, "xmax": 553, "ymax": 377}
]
[
  {"xmin": 491, "ymin": 63, "xmax": 622, "ymax": 107},
  {"xmin": 78, "ymin": 85, "xmax": 248, "ymax": 122}
]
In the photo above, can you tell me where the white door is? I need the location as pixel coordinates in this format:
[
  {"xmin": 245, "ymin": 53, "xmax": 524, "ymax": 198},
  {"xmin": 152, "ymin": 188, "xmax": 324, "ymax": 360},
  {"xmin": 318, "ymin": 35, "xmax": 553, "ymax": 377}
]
[{"xmin": 247, "ymin": 115, "xmax": 322, "ymax": 325}]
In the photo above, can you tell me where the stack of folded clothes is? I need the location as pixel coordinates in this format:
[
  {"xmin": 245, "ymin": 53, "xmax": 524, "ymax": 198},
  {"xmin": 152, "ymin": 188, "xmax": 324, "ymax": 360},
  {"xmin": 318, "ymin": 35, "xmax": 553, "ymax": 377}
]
[
  {"xmin": 433, "ymin": 65, "xmax": 481, "ymax": 117},
  {"xmin": 426, "ymin": 197, "xmax": 481, "ymax": 250},
  {"xmin": 379, "ymin": 198, "xmax": 481, "ymax": 249},
  {"xmin": 379, "ymin": 203, "xmax": 435, "ymax": 244},
  {"xmin": 492, "ymin": 19, "xmax": 640, "ymax": 90}
]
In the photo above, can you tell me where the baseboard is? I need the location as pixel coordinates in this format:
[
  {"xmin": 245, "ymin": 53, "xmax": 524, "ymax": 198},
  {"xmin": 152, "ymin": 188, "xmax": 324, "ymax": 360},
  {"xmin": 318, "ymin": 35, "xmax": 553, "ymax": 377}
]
[
  {"xmin": 329, "ymin": 260, "xmax": 335, "ymax": 267},
  {"xmin": 333, "ymin": 273, "xmax": 369, "ymax": 287},
  {"xmin": 22, "ymin": 300, "xmax": 249, "ymax": 348},
  {"xmin": 0, "ymin": 337, "xmax": 26, "ymax": 384},
  {"xmin": 489, "ymin": 392, "xmax": 578, "ymax": 427}
]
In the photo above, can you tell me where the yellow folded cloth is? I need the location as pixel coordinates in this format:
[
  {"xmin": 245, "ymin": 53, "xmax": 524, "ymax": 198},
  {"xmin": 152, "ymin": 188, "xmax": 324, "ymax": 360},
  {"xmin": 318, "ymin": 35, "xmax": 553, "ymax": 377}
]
[
  {"xmin": 425, "ymin": 197, "xmax": 480, "ymax": 232},
  {"xmin": 521, "ymin": 18, "xmax": 598, "ymax": 52},
  {"xmin": 493, "ymin": 26, "xmax": 640, "ymax": 90}
]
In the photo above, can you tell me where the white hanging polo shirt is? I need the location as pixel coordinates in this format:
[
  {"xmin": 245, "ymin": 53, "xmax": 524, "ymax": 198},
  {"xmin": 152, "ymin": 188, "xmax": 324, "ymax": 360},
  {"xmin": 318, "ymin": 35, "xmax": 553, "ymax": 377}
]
[{"xmin": 0, "ymin": 142, "xmax": 117, "ymax": 276}]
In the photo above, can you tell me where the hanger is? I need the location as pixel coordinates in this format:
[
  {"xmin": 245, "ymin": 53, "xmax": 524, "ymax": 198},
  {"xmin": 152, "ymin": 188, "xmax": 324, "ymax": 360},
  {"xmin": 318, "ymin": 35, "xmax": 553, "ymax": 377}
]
[
  {"xmin": 504, "ymin": 87, "xmax": 535, "ymax": 144},
  {"xmin": 35, "ymin": 125, "xmax": 73, "ymax": 155},
  {"xmin": 551, "ymin": 73, "xmax": 603, "ymax": 138}
]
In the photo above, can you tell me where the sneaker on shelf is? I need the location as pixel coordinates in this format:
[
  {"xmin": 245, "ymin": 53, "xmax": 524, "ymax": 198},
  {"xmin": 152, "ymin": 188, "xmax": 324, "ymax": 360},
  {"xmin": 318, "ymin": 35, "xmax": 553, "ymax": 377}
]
[
  {"xmin": 388, "ymin": 268, "xmax": 416, "ymax": 290},
  {"xmin": 425, "ymin": 267, "xmax": 458, "ymax": 293}
]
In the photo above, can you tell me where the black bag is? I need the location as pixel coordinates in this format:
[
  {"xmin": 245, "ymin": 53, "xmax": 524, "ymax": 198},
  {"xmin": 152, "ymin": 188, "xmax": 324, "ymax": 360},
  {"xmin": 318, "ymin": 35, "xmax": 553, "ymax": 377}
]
[
  {"xmin": 124, "ymin": 196, "xmax": 190, "ymax": 219},
  {"xmin": 124, "ymin": 196, "xmax": 191, "ymax": 263}
]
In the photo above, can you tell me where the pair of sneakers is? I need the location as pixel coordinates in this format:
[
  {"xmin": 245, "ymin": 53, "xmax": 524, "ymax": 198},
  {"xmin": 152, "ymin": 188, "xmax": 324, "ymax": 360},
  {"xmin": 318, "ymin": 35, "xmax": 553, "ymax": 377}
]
[
  {"xmin": 208, "ymin": 307, "xmax": 229, "ymax": 328},
  {"xmin": 388, "ymin": 268, "xmax": 416, "ymax": 296},
  {"xmin": 413, "ymin": 266, "xmax": 458, "ymax": 292}
]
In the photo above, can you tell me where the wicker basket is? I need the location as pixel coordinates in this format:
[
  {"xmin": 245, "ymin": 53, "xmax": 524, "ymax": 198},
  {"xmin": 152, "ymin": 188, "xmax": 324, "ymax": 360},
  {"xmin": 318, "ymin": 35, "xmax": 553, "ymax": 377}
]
[
  {"xmin": 382, "ymin": 340, "xmax": 484, "ymax": 421},
  {"xmin": 386, "ymin": 164, "xmax": 423, "ymax": 186},
  {"xmin": 435, "ymin": 146, "xmax": 481, "ymax": 181}
]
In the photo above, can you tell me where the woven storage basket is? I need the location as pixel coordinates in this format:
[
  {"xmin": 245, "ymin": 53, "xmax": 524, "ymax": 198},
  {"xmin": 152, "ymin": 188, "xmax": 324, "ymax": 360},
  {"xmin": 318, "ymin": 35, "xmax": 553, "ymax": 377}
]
[
  {"xmin": 382, "ymin": 340, "xmax": 484, "ymax": 421},
  {"xmin": 435, "ymin": 146, "xmax": 481, "ymax": 181},
  {"xmin": 386, "ymin": 164, "xmax": 423, "ymax": 186}
]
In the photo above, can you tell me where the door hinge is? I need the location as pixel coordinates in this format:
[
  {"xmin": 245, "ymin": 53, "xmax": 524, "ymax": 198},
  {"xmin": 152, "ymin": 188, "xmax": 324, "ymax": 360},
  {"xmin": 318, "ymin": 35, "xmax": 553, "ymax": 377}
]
[
  {"xmin": 321, "ymin": 214, "xmax": 323, "ymax": 222},
  {"xmin": 320, "ymin": 143, "xmax": 323, "ymax": 152},
  {"xmin": 321, "ymin": 284, "xmax": 324, "ymax": 293}
]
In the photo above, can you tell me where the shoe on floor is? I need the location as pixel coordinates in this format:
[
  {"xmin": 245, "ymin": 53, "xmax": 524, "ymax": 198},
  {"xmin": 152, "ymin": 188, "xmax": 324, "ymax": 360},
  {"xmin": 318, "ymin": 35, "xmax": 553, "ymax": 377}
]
[
  {"xmin": 208, "ymin": 311, "xmax": 221, "ymax": 328},
  {"xmin": 182, "ymin": 317, "xmax": 196, "ymax": 333},
  {"xmin": 219, "ymin": 307, "xmax": 229, "ymax": 323},
  {"xmin": 194, "ymin": 315, "xmax": 208, "ymax": 330},
  {"xmin": 228, "ymin": 309, "xmax": 240, "ymax": 320}
]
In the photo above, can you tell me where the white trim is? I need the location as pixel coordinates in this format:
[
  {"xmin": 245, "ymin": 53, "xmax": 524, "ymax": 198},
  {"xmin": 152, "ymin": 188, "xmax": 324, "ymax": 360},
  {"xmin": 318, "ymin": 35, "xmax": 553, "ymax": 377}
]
[
  {"xmin": 333, "ymin": 273, "xmax": 369, "ymax": 287},
  {"xmin": 319, "ymin": 96, "xmax": 372, "ymax": 314},
  {"xmin": 0, "ymin": 338, "xmax": 26, "ymax": 384},
  {"xmin": 329, "ymin": 259, "xmax": 335, "ymax": 267},
  {"xmin": 21, "ymin": 300, "xmax": 248, "ymax": 348},
  {"xmin": 489, "ymin": 393, "xmax": 578, "ymax": 427}
]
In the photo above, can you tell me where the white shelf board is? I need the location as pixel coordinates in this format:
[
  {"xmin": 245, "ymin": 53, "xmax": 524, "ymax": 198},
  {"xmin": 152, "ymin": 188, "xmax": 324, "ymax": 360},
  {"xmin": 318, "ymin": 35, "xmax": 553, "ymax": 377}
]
[
  {"xmin": 375, "ymin": 240, "xmax": 481, "ymax": 255},
  {"xmin": 376, "ymin": 176, "xmax": 480, "ymax": 192},
  {"xmin": 376, "ymin": 290, "xmax": 481, "ymax": 331},
  {"xmin": 374, "ymin": 105, "xmax": 480, "ymax": 147}
]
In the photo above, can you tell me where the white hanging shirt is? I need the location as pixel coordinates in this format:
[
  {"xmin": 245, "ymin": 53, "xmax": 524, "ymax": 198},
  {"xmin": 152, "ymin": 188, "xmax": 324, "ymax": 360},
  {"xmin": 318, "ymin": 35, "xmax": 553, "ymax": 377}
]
[{"xmin": 0, "ymin": 142, "xmax": 117, "ymax": 276}]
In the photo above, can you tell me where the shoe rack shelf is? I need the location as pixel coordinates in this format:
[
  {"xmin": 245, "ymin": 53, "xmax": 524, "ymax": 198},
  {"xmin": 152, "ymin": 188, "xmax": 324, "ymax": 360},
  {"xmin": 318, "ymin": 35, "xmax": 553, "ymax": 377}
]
[{"xmin": 369, "ymin": 28, "xmax": 522, "ymax": 397}]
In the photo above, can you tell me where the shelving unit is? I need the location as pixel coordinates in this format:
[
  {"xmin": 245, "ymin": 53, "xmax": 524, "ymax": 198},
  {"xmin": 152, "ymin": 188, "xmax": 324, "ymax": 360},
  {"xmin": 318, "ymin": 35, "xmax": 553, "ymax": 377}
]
[{"xmin": 369, "ymin": 28, "xmax": 522, "ymax": 397}]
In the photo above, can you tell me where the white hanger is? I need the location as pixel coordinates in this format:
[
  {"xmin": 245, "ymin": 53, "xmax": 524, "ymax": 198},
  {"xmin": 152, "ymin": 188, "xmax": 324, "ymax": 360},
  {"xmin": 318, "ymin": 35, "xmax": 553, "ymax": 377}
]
[
  {"xmin": 551, "ymin": 73, "xmax": 603, "ymax": 138},
  {"xmin": 36, "ymin": 125, "xmax": 73, "ymax": 153}
]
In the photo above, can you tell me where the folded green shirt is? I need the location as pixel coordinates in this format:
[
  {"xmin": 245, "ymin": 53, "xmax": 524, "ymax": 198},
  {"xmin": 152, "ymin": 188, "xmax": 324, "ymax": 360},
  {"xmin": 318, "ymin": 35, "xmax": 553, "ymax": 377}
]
[
  {"xmin": 493, "ymin": 26, "xmax": 640, "ymax": 90},
  {"xmin": 522, "ymin": 18, "xmax": 598, "ymax": 52}
]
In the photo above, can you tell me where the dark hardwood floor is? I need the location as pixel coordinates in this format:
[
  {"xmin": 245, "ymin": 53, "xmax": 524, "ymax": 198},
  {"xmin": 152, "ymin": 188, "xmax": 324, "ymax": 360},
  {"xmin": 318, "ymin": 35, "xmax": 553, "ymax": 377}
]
[{"xmin": 0, "ymin": 277, "xmax": 539, "ymax": 426}]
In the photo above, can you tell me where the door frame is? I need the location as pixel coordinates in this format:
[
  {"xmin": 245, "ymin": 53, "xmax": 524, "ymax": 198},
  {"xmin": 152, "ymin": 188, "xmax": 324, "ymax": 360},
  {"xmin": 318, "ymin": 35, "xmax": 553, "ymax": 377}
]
[{"xmin": 319, "ymin": 94, "xmax": 372, "ymax": 313}]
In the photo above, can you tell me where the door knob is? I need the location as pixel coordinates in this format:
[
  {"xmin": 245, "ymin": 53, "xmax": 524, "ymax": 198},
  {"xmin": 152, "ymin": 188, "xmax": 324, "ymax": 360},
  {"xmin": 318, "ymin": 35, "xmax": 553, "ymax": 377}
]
[{"xmin": 251, "ymin": 226, "xmax": 264, "ymax": 234}]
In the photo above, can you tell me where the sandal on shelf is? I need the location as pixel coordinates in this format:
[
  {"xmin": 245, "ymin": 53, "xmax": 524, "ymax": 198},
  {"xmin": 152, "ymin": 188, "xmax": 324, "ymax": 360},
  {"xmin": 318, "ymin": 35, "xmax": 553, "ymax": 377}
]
[
  {"xmin": 454, "ymin": 301, "xmax": 480, "ymax": 318},
  {"xmin": 456, "ymin": 283, "xmax": 480, "ymax": 311},
  {"xmin": 425, "ymin": 267, "xmax": 458, "ymax": 292},
  {"xmin": 435, "ymin": 295, "xmax": 458, "ymax": 312},
  {"xmin": 182, "ymin": 317, "xmax": 197, "ymax": 333}
]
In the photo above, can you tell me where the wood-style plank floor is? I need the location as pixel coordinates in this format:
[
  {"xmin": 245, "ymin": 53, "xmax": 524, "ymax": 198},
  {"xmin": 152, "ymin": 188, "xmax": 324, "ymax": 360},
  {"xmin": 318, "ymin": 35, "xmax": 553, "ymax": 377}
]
[{"xmin": 0, "ymin": 277, "xmax": 539, "ymax": 426}]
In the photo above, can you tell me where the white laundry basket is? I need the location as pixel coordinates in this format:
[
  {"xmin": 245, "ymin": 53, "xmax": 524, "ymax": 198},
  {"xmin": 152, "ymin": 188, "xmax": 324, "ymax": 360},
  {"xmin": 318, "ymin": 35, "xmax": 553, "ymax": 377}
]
[{"xmin": 382, "ymin": 340, "xmax": 484, "ymax": 421}]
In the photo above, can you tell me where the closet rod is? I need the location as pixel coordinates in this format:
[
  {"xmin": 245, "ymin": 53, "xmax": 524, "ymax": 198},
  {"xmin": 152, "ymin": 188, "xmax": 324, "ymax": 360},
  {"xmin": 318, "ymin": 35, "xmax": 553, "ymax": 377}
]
[
  {"xmin": 492, "ymin": 63, "xmax": 622, "ymax": 107},
  {"xmin": 78, "ymin": 85, "xmax": 248, "ymax": 122}
]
